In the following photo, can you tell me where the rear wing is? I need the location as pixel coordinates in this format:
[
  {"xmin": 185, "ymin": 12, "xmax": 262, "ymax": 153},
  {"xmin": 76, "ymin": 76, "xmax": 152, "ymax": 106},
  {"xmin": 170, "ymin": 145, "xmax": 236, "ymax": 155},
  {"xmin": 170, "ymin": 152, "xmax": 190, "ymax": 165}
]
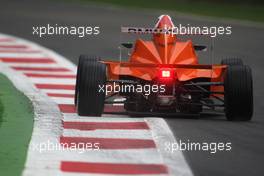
[
  {"xmin": 121, "ymin": 26, "xmax": 207, "ymax": 36},
  {"xmin": 103, "ymin": 61, "xmax": 226, "ymax": 70},
  {"xmin": 121, "ymin": 27, "xmax": 208, "ymax": 51},
  {"xmin": 121, "ymin": 27, "xmax": 174, "ymax": 34}
]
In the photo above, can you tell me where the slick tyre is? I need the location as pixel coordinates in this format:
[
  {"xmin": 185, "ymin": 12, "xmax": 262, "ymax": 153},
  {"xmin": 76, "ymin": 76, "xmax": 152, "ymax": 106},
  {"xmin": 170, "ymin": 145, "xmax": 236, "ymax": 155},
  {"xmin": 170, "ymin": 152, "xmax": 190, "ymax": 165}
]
[
  {"xmin": 221, "ymin": 58, "xmax": 243, "ymax": 66},
  {"xmin": 76, "ymin": 59, "xmax": 106, "ymax": 116},
  {"xmin": 224, "ymin": 65, "xmax": 253, "ymax": 121},
  {"xmin": 74, "ymin": 55, "xmax": 99, "ymax": 105}
]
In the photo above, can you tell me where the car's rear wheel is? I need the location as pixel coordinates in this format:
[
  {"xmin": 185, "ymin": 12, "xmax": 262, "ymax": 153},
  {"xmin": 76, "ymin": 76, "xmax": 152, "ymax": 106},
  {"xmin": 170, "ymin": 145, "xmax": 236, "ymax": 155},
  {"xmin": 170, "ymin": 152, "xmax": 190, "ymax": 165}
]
[
  {"xmin": 76, "ymin": 58, "xmax": 106, "ymax": 116},
  {"xmin": 224, "ymin": 65, "xmax": 253, "ymax": 121},
  {"xmin": 74, "ymin": 55, "xmax": 99, "ymax": 105},
  {"xmin": 221, "ymin": 58, "xmax": 243, "ymax": 66}
]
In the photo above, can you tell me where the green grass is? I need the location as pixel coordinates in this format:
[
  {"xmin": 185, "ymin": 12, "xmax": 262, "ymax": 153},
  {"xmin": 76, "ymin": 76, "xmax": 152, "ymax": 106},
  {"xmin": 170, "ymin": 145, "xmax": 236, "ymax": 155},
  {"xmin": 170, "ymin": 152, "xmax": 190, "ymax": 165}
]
[
  {"xmin": 80, "ymin": 0, "xmax": 264, "ymax": 23},
  {"xmin": 0, "ymin": 74, "xmax": 34, "ymax": 176}
]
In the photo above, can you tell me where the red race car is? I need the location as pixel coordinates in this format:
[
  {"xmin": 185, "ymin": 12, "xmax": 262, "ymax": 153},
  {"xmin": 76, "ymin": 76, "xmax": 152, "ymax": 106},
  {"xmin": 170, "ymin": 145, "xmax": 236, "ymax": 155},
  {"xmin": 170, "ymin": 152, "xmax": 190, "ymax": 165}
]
[{"xmin": 75, "ymin": 15, "xmax": 253, "ymax": 121}]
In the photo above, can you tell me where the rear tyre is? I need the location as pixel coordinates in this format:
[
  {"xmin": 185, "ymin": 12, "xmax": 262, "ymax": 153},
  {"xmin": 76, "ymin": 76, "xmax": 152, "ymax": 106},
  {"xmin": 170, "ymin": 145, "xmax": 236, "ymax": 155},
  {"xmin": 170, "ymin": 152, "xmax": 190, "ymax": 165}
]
[
  {"xmin": 221, "ymin": 58, "xmax": 243, "ymax": 66},
  {"xmin": 76, "ymin": 58, "xmax": 106, "ymax": 116},
  {"xmin": 224, "ymin": 65, "xmax": 253, "ymax": 121},
  {"xmin": 74, "ymin": 55, "xmax": 99, "ymax": 105}
]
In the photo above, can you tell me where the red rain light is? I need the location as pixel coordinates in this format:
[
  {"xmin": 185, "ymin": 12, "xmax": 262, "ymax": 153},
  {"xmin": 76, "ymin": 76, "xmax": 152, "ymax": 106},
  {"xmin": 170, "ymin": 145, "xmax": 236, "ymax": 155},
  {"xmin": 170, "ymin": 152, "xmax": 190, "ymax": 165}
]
[{"xmin": 158, "ymin": 68, "xmax": 174, "ymax": 79}]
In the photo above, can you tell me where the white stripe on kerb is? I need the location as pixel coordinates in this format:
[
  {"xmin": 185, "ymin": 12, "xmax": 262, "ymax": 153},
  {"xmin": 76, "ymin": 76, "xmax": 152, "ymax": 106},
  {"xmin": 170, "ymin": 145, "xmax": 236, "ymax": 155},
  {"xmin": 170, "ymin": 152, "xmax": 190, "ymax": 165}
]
[
  {"xmin": 63, "ymin": 113, "xmax": 147, "ymax": 122},
  {"xmin": 28, "ymin": 77, "xmax": 75, "ymax": 84},
  {"xmin": 50, "ymin": 97, "xmax": 74, "ymax": 105},
  {"xmin": 63, "ymin": 129, "xmax": 153, "ymax": 139},
  {"xmin": 4, "ymin": 63, "xmax": 60, "ymax": 68},
  {"xmin": 41, "ymin": 89, "xmax": 75, "ymax": 94},
  {"xmin": 0, "ymin": 53, "xmax": 45, "ymax": 58}
]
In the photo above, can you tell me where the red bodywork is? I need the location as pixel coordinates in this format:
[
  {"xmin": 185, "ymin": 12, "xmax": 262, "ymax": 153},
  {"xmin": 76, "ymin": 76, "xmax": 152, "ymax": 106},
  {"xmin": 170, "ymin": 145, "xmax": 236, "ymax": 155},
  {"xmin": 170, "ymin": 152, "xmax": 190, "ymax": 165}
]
[{"xmin": 102, "ymin": 15, "xmax": 226, "ymax": 92}]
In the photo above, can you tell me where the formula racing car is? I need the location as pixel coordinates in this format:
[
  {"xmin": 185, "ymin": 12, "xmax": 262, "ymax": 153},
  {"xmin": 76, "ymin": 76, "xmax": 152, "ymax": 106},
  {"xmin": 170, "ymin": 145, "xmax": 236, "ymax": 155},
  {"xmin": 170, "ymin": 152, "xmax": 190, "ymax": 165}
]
[{"xmin": 75, "ymin": 15, "xmax": 253, "ymax": 121}]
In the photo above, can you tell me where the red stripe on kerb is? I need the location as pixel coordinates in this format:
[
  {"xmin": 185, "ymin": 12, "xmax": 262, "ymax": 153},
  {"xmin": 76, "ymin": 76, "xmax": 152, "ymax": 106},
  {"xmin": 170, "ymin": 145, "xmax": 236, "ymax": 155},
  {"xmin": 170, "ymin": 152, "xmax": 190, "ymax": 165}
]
[
  {"xmin": 25, "ymin": 73, "xmax": 75, "ymax": 78},
  {"xmin": 47, "ymin": 93, "xmax": 74, "ymax": 98},
  {"xmin": 0, "ymin": 45, "xmax": 28, "ymax": 49},
  {"xmin": 58, "ymin": 104, "xmax": 125, "ymax": 113},
  {"xmin": 63, "ymin": 121, "xmax": 149, "ymax": 130},
  {"xmin": 61, "ymin": 161, "xmax": 168, "ymax": 175},
  {"xmin": 58, "ymin": 104, "xmax": 76, "ymax": 113},
  {"xmin": 0, "ymin": 58, "xmax": 55, "ymax": 63},
  {"xmin": 0, "ymin": 50, "xmax": 41, "ymax": 53},
  {"xmin": 12, "ymin": 66, "xmax": 70, "ymax": 72},
  {"xmin": 104, "ymin": 105, "xmax": 125, "ymax": 112},
  {"xmin": 0, "ymin": 38, "xmax": 14, "ymax": 42},
  {"xmin": 60, "ymin": 136, "xmax": 156, "ymax": 149},
  {"xmin": 35, "ymin": 84, "xmax": 75, "ymax": 90}
]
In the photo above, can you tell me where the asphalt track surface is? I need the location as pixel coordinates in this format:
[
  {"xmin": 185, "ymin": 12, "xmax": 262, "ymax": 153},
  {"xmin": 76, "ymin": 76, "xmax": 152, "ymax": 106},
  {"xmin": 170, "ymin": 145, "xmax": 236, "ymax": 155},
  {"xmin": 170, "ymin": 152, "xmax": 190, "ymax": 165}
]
[{"xmin": 0, "ymin": 0, "xmax": 264, "ymax": 175}]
